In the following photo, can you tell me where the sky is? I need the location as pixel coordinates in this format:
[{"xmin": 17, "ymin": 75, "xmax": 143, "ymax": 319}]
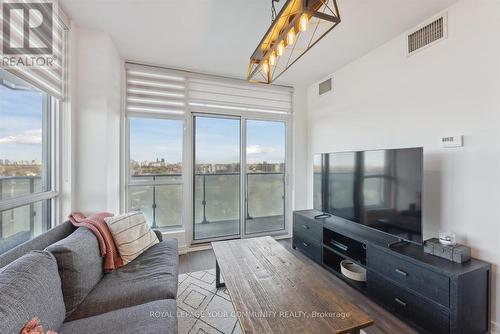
[
  {"xmin": 1, "ymin": 73, "xmax": 286, "ymax": 166},
  {"xmin": 0, "ymin": 82, "xmax": 43, "ymax": 163},
  {"xmin": 130, "ymin": 117, "xmax": 184, "ymax": 163},
  {"xmin": 130, "ymin": 116, "xmax": 286, "ymax": 165},
  {"xmin": 245, "ymin": 119, "xmax": 285, "ymax": 164}
]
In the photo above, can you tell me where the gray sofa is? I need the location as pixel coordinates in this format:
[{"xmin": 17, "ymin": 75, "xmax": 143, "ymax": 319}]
[{"xmin": 0, "ymin": 221, "xmax": 179, "ymax": 334}]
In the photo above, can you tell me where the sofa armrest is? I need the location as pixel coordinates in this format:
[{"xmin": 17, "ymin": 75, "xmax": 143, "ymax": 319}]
[{"xmin": 153, "ymin": 229, "xmax": 163, "ymax": 242}]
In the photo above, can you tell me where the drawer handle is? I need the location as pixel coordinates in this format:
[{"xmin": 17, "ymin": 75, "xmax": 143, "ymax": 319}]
[
  {"xmin": 394, "ymin": 298, "xmax": 407, "ymax": 307},
  {"xmin": 302, "ymin": 242, "xmax": 310, "ymax": 247},
  {"xmin": 395, "ymin": 268, "xmax": 408, "ymax": 277},
  {"xmin": 331, "ymin": 240, "xmax": 349, "ymax": 252},
  {"xmin": 302, "ymin": 225, "xmax": 310, "ymax": 230}
]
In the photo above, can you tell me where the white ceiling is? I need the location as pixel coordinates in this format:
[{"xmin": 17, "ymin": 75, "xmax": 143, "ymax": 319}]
[{"xmin": 60, "ymin": 0, "xmax": 459, "ymax": 86}]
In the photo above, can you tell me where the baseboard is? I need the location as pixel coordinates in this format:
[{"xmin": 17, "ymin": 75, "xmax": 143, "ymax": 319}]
[
  {"xmin": 492, "ymin": 321, "xmax": 499, "ymax": 333},
  {"xmin": 178, "ymin": 244, "xmax": 189, "ymax": 255},
  {"xmin": 274, "ymin": 234, "xmax": 292, "ymax": 240},
  {"xmin": 184, "ymin": 235, "xmax": 292, "ymax": 254},
  {"xmin": 186, "ymin": 243, "xmax": 213, "ymax": 253}
]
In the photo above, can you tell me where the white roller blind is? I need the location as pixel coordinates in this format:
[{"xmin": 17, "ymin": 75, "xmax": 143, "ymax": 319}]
[
  {"xmin": 188, "ymin": 75, "xmax": 292, "ymax": 115},
  {"xmin": 0, "ymin": 1, "xmax": 69, "ymax": 100},
  {"xmin": 125, "ymin": 62, "xmax": 293, "ymax": 117},
  {"xmin": 126, "ymin": 63, "xmax": 186, "ymax": 115}
]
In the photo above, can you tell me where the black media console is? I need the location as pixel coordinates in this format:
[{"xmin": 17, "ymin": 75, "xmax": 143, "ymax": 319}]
[{"xmin": 293, "ymin": 210, "xmax": 491, "ymax": 334}]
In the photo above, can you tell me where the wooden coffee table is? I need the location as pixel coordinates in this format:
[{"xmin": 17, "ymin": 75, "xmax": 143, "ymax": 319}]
[{"xmin": 211, "ymin": 236, "xmax": 373, "ymax": 334}]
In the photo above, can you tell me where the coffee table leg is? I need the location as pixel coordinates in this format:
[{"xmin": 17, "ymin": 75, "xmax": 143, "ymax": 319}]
[
  {"xmin": 216, "ymin": 260, "xmax": 225, "ymax": 288},
  {"xmin": 350, "ymin": 330, "xmax": 361, "ymax": 334}
]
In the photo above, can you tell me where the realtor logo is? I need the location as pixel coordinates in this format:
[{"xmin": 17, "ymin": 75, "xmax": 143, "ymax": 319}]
[{"xmin": 1, "ymin": 0, "xmax": 57, "ymax": 67}]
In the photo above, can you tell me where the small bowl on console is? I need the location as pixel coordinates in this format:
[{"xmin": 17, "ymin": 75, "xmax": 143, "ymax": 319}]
[{"xmin": 340, "ymin": 260, "xmax": 367, "ymax": 282}]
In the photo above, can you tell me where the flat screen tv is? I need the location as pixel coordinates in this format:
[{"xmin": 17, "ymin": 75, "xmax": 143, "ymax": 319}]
[{"xmin": 314, "ymin": 147, "xmax": 423, "ymax": 244}]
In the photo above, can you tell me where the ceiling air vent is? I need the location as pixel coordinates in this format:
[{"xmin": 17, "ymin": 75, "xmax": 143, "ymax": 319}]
[
  {"xmin": 407, "ymin": 14, "xmax": 447, "ymax": 56},
  {"xmin": 319, "ymin": 78, "xmax": 332, "ymax": 96}
]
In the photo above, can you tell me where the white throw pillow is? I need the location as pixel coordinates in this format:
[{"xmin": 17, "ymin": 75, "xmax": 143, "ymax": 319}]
[{"xmin": 104, "ymin": 212, "xmax": 159, "ymax": 265}]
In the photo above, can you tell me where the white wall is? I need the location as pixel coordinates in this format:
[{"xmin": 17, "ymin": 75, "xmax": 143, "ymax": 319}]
[
  {"xmin": 72, "ymin": 27, "xmax": 123, "ymax": 215},
  {"xmin": 306, "ymin": 0, "xmax": 500, "ymax": 329},
  {"xmin": 293, "ymin": 85, "xmax": 309, "ymax": 211}
]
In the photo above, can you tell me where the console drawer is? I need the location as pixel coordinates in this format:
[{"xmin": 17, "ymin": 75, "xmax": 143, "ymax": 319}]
[
  {"xmin": 367, "ymin": 245, "xmax": 450, "ymax": 307},
  {"xmin": 293, "ymin": 214, "xmax": 322, "ymax": 243},
  {"xmin": 368, "ymin": 271, "xmax": 450, "ymax": 334},
  {"xmin": 293, "ymin": 234, "xmax": 321, "ymax": 263}
]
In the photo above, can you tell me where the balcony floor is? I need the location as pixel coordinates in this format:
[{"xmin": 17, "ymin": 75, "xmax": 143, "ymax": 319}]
[{"xmin": 194, "ymin": 215, "xmax": 284, "ymax": 240}]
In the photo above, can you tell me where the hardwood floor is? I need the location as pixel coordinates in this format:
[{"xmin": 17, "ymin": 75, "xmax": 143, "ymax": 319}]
[
  {"xmin": 179, "ymin": 245, "xmax": 216, "ymax": 274},
  {"xmin": 179, "ymin": 238, "xmax": 418, "ymax": 334}
]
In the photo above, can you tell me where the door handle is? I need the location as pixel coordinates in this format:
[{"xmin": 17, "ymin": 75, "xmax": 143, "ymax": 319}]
[
  {"xmin": 395, "ymin": 268, "xmax": 408, "ymax": 277},
  {"xmin": 302, "ymin": 225, "xmax": 310, "ymax": 230},
  {"xmin": 394, "ymin": 298, "xmax": 407, "ymax": 307},
  {"xmin": 302, "ymin": 242, "xmax": 310, "ymax": 247}
]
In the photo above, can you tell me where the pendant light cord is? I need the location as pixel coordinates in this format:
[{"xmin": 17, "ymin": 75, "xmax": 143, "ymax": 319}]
[{"xmin": 271, "ymin": 0, "xmax": 280, "ymax": 21}]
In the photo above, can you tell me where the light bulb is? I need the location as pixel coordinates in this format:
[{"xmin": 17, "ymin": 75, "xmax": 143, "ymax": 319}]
[
  {"xmin": 277, "ymin": 41, "xmax": 285, "ymax": 56},
  {"xmin": 269, "ymin": 51, "xmax": 277, "ymax": 66},
  {"xmin": 299, "ymin": 13, "xmax": 309, "ymax": 32},
  {"xmin": 286, "ymin": 29, "xmax": 295, "ymax": 46},
  {"xmin": 262, "ymin": 61, "xmax": 270, "ymax": 74}
]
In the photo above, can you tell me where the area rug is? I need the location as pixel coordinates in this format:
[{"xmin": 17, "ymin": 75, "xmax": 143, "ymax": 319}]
[
  {"xmin": 178, "ymin": 269, "xmax": 242, "ymax": 334},
  {"xmin": 178, "ymin": 269, "xmax": 367, "ymax": 334}
]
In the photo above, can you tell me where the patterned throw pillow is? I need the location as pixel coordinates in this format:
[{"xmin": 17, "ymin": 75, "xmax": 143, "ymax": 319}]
[{"xmin": 104, "ymin": 212, "xmax": 159, "ymax": 265}]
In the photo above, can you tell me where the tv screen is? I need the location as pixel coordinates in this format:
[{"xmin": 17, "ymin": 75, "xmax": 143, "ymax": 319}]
[{"xmin": 314, "ymin": 147, "xmax": 423, "ymax": 244}]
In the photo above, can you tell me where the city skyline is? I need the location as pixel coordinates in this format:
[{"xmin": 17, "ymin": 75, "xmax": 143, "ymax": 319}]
[
  {"xmin": 131, "ymin": 158, "xmax": 285, "ymax": 175},
  {"xmin": 130, "ymin": 116, "xmax": 286, "ymax": 165},
  {"xmin": 2, "ymin": 79, "xmax": 286, "ymax": 172},
  {"xmin": 0, "ymin": 159, "xmax": 40, "ymax": 165}
]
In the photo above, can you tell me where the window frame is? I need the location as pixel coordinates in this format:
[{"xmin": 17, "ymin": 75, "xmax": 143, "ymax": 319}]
[
  {"xmin": 243, "ymin": 117, "xmax": 288, "ymax": 236},
  {"xmin": 124, "ymin": 113, "xmax": 185, "ymax": 231},
  {"xmin": 0, "ymin": 71, "xmax": 59, "ymax": 242},
  {"xmin": 189, "ymin": 111, "xmax": 292, "ymax": 244}
]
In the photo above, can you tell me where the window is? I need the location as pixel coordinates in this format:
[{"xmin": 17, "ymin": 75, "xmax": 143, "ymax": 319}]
[
  {"xmin": 0, "ymin": 70, "xmax": 55, "ymax": 254},
  {"xmin": 193, "ymin": 115, "xmax": 241, "ymax": 240},
  {"xmin": 125, "ymin": 62, "xmax": 293, "ymax": 243},
  {"xmin": 245, "ymin": 120, "xmax": 286, "ymax": 234},
  {"xmin": 127, "ymin": 117, "xmax": 183, "ymax": 230}
]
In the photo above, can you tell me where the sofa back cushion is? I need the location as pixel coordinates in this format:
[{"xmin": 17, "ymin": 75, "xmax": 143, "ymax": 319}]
[
  {"xmin": 0, "ymin": 250, "xmax": 66, "ymax": 333},
  {"xmin": 0, "ymin": 221, "xmax": 76, "ymax": 269},
  {"xmin": 105, "ymin": 212, "xmax": 159, "ymax": 265},
  {"xmin": 46, "ymin": 227, "xmax": 103, "ymax": 317}
]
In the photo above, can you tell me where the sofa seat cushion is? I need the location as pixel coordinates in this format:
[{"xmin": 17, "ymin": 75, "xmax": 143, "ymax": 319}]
[
  {"xmin": 0, "ymin": 251, "xmax": 66, "ymax": 334},
  {"xmin": 59, "ymin": 299, "xmax": 177, "ymax": 334},
  {"xmin": 67, "ymin": 238, "xmax": 178, "ymax": 321},
  {"xmin": 46, "ymin": 227, "xmax": 104, "ymax": 317}
]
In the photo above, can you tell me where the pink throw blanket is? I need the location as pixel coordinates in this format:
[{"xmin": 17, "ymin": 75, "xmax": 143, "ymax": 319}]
[{"xmin": 68, "ymin": 212, "xmax": 123, "ymax": 272}]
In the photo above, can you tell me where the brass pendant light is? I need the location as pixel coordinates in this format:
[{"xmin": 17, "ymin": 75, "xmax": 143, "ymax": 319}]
[{"xmin": 248, "ymin": 0, "xmax": 341, "ymax": 84}]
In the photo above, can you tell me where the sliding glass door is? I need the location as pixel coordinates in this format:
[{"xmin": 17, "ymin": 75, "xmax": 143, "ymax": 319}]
[
  {"xmin": 193, "ymin": 116, "xmax": 241, "ymax": 240},
  {"xmin": 245, "ymin": 120, "xmax": 286, "ymax": 234},
  {"xmin": 193, "ymin": 115, "xmax": 287, "ymax": 242}
]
